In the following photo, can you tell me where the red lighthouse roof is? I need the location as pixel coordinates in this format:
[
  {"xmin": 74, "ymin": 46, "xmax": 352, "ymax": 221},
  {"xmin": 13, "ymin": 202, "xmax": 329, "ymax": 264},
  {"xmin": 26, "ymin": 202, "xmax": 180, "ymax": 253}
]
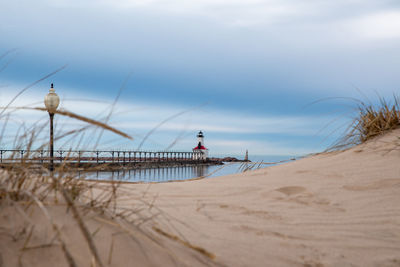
[{"xmin": 193, "ymin": 145, "xmax": 207, "ymax": 150}]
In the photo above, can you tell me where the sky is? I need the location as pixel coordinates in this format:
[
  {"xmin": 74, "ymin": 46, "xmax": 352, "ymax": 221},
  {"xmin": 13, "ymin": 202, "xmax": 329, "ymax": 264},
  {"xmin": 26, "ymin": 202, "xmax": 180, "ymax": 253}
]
[{"xmin": 1, "ymin": 0, "xmax": 400, "ymax": 158}]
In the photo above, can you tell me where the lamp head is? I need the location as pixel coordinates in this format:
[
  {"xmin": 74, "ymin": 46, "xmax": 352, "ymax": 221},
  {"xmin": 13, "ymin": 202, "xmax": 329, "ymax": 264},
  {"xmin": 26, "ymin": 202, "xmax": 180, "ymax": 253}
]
[{"xmin": 44, "ymin": 83, "xmax": 60, "ymax": 114}]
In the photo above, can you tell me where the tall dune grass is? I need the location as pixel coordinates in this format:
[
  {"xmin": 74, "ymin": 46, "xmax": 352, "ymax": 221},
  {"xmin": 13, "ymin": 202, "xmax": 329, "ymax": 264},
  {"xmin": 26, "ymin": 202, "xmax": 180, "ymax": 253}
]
[
  {"xmin": 0, "ymin": 93, "xmax": 217, "ymax": 266},
  {"xmin": 0, "ymin": 100, "xmax": 135, "ymax": 266},
  {"xmin": 354, "ymin": 97, "xmax": 400, "ymax": 142},
  {"xmin": 333, "ymin": 95, "xmax": 400, "ymax": 149},
  {"xmin": 0, "ymin": 108, "xmax": 218, "ymax": 266}
]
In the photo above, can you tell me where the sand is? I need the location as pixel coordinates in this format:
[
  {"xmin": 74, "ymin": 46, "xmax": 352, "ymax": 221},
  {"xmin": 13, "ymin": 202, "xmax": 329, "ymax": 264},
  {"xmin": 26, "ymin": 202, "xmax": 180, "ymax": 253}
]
[
  {"xmin": 1, "ymin": 129, "xmax": 399, "ymax": 266},
  {"xmin": 118, "ymin": 128, "xmax": 400, "ymax": 266}
]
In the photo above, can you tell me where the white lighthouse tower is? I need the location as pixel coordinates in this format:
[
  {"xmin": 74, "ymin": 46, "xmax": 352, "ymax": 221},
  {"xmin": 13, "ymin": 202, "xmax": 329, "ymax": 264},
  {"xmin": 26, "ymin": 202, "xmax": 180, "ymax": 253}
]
[{"xmin": 192, "ymin": 131, "xmax": 208, "ymax": 160}]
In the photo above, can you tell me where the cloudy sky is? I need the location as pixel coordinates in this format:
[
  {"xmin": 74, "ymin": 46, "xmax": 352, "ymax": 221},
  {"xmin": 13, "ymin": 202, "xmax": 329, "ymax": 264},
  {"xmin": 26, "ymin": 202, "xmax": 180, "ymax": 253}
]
[{"xmin": 1, "ymin": 0, "xmax": 399, "ymax": 158}]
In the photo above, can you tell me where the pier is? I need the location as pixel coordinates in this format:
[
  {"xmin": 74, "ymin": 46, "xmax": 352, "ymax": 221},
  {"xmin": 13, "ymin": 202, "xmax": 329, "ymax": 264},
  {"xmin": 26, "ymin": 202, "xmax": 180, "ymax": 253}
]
[{"xmin": 0, "ymin": 149, "xmax": 222, "ymax": 170}]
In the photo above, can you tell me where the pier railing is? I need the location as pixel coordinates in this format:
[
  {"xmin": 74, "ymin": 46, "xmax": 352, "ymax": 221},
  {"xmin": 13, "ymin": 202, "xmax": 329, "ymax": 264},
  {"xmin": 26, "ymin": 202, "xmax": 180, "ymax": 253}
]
[{"xmin": 0, "ymin": 149, "xmax": 202, "ymax": 164}]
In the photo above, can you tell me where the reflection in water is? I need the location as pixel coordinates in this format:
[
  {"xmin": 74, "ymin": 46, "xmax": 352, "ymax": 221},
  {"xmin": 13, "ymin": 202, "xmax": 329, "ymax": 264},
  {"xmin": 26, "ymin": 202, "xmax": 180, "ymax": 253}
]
[{"xmin": 81, "ymin": 164, "xmax": 241, "ymax": 182}]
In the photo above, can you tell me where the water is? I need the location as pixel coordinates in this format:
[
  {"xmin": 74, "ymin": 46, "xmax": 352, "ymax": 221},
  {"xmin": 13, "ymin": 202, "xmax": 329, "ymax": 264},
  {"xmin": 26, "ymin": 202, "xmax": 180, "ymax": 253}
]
[{"xmin": 80, "ymin": 155, "xmax": 297, "ymax": 183}]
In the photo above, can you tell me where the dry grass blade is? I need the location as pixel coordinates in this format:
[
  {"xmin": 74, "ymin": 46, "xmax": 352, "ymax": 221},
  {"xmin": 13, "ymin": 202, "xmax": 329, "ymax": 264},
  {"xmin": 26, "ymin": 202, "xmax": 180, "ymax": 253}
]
[
  {"xmin": 59, "ymin": 186, "xmax": 105, "ymax": 267},
  {"xmin": 21, "ymin": 225, "xmax": 35, "ymax": 250},
  {"xmin": 152, "ymin": 226, "xmax": 216, "ymax": 260},
  {"xmin": 7, "ymin": 107, "xmax": 133, "ymax": 140},
  {"xmin": 94, "ymin": 72, "xmax": 133, "ymax": 147},
  {"xmin": 0, "ymin": 64, "xmax": 67, "ymax": 118},
  {"xmin": 22, "ymin": 190, "xmax": 78, "ymax": 267},
  {"xmin": 138, "ymin": 103, "xmax": 207, "ymax": 150},
  {"xmin": 0, "ymin": 50, "xmax": 18, "ymax": 73},
  {"xmin": 108, "ymin": 235, "xmax": 115, "ymax": 264},
  {"xmin": 0, "ymin": 48, "xmax": 18, "ymax": 61},
  {"xmin": 53, "ymin": 108, "xmax": 133, "ymax": 140}
]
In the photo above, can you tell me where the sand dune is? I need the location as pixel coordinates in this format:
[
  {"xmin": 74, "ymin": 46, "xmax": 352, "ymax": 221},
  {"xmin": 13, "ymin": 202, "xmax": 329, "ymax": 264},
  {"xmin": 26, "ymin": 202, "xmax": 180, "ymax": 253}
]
[
  {"xmin": 1, "ymin": 129, "xmax": 399, "ymax": 266},
  {"xmin": 119, "ymin": 128, "xmax": 400, "ymax": 266}
]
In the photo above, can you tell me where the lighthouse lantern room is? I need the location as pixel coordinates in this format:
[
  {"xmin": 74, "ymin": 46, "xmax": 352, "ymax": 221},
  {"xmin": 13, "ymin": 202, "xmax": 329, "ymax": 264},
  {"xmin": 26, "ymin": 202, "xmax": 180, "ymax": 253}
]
[{"xmin": 192, "ymin": 131, "xmax": 208, "ymax": 160}]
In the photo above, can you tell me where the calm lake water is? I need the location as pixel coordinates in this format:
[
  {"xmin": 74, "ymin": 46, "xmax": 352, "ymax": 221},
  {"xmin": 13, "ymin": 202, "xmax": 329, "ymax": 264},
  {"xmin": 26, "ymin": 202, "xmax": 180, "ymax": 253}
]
[{"xmin": 81, "ymin": 155, "xmax": 296, "ymax": 183}]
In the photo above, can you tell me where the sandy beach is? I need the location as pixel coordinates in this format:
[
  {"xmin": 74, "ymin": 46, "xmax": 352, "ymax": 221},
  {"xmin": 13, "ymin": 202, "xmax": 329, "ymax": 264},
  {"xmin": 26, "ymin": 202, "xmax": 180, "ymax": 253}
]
[
  {"xmin": 1, "ymin": 129, "xmax": 399, "ymax": 267},
  {"xmin": 117, "ymin": 128, "xmax": 400, "ymax": 266}
]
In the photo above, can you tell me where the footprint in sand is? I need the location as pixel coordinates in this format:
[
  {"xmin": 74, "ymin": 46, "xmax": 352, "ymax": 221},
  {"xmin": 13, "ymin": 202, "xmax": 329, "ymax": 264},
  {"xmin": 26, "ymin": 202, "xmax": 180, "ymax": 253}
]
[
  {"xmin": 343, "ymin": 178, "xmax": 400, "ymax": 191},
  {"xmin": 218, "ymin": 203, "xmax": 282, "ymax": 220},
  {"xmin": 273, "ymin": 186, "xmax": 345, "ymax": 212},
  {"xmin": 275, "ymin": 186, "xmax": 307, "ymax": 196}
]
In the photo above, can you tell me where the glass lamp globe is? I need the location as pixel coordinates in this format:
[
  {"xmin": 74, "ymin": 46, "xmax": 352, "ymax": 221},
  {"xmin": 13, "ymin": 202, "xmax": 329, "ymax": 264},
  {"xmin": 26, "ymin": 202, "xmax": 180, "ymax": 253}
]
[{"xmin": 44, "ymin": 83, "xmax": 60, "ymax": 114}]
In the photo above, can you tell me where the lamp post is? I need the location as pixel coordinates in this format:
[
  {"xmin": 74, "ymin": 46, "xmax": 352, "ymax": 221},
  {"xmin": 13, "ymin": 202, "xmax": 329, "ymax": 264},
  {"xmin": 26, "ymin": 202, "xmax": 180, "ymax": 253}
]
[{"xmin": 44, "ymin": 83, "xmax": 60, "ymax": 172}]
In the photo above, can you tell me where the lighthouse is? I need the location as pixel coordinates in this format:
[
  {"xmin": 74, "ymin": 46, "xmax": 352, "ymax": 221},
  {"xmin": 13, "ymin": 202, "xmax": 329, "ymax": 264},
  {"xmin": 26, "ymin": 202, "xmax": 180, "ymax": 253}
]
[{"xmin": 192, "ymin": 131, "xmax": 208, "ymax": 160}]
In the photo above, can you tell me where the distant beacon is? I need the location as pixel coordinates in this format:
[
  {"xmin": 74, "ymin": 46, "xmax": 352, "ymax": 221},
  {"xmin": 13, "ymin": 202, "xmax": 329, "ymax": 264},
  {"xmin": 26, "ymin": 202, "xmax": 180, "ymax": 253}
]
[{"xmin": 192, "ymin": 130, "xmax": 208, "ymax": 160}]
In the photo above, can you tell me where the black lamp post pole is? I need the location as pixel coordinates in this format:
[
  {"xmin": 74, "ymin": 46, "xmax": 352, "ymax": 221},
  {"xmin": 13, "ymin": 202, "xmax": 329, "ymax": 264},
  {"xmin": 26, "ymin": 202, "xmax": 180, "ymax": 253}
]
[{"xmin": 49, "ymin": 112, "xmax": 54, "ymax": 172}]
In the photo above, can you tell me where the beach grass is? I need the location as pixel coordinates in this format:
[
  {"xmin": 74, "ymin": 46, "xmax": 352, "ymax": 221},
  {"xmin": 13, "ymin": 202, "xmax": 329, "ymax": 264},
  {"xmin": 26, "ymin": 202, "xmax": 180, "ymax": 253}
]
[
  {"xmin": 0, "ymin": 100, "xmax": 132, "ymax": 266},
  {"xmin": 355, "ymin": 96, "xmax": 400, "ymax": 142},
  {"xmin": 331, "ymin": 95, "xmax": 400, "ymax": 150},
  {"xmin": 0, "ymin": 91, "xmax": 219, "ymax": 266}
]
